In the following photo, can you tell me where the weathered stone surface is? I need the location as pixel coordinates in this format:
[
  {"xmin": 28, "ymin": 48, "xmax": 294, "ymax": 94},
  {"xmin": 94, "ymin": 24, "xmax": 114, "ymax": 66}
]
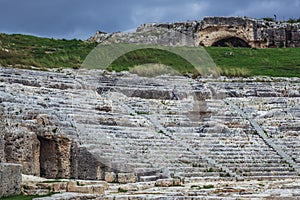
[
  {"xmin": 34, "ymin": 192, "xmax": 99, "ymax": 200},
  {"xmin": 0, "ymin": 163, "xmax": 22, "ymax": 198},
  {"xmin": 4, "ymin": 128, "xmax": 40, "ymax": 176},
  {"xmin": 37, "ymin": 182, "xmax": 68, "ymax": 193},
  {"xmin": 89, "ymin": 17, "xmax": 300, "ymax": 48},
  {"xmin": 105, "ymin": 172, "xmax": 116, "ymax": 183},
  {"xmin": 38, "ymin": 135, "xmax": 72, "ymax": 179},
  {"xmin": 155, "ymin": 178, "xmax": 183, "ymax": 187},
  {"xmin": 1, "ymin": 66, "xmax": 300, "ymax": 193},
  {"xmin": 118, "ymin": 173, "xmax": 137, "ymax": 183},
  {"xmin": 67, "ymin": 181, "xmax": 105, "ymax": 194},
  {"xmin": 0, "ymin": 126, "xmax": 4, "ymax": 163}
]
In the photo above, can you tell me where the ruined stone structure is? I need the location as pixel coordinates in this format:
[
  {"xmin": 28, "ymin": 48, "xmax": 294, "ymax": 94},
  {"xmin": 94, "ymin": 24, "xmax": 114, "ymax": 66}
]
[
  {"xmin": 0, "ymin": 108, "xmax": 22, "ymax": 198},
  {"xmin": 0, "ymin": 66, "xmax": 300, "ymax": 198},
  {"xmin": 199, "ymin": 17, "xmax": 300, "ymax": 48},
  {"xmin": 1, "ymin": 66, "xmax": 300, "ymax": 185},
  {"xmin": 89, "ymin": 17, "xmax": 300, "ymax": 48}
]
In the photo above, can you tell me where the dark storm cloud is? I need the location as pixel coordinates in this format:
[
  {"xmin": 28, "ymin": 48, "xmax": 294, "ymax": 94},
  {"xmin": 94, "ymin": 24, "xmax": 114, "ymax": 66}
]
[{"xmin": 0, "ymin": 0, "xmax": 299, "ymax": 39}]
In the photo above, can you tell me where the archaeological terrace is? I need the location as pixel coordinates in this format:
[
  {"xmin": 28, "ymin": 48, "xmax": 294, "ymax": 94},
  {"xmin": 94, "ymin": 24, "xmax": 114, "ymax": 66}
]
[{"xmin": 0, "ymin": 65, "xmax": 299, "ymax": 199}]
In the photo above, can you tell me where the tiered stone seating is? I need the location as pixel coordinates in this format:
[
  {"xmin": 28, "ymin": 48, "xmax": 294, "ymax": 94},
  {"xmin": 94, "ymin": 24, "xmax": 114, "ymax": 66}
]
[
  {"xmin": 231, "ymin": 97, "xmax": 300, "ymax": 170},
  {"xmin": 1, "ymin": 66, "xmax": 299, "ymax": 183}
]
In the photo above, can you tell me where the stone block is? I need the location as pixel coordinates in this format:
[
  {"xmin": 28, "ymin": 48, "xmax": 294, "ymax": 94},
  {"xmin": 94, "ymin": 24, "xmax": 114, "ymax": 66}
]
[
  {"xmin": 117, "ymin": 172, "xmax": 137, "ymax": 183},
  {"xmin": 105, "ymin": 172, "xmax": 116, "ymax": 183},
  {"xmin": 66, "ymin": 181, "xmax": 104, "ymax": 194},
  {"xmin": 75, "ymin": 185, "xmax": 93, "ymax": 194},
  {"xmin": 0, "ymin": 163, "xmax": 22, "ymax": 198},
  {"xmin": 119, "ymin": 183, "xmax": 139, "ymax": 192},
  {"xmin": 92, "ymin": 185, "xmax": 105, "ymax": 194},
  {"xmin": 155, "ymin": 178, "xmax": 183, "ymax": 187},
  {"xmin": 66, "ymin": 181, "xmax": 77, "ymax": 192},
  {"xmin": 38, "ymin": 182, "xmax": 67, "ymax": 193}
]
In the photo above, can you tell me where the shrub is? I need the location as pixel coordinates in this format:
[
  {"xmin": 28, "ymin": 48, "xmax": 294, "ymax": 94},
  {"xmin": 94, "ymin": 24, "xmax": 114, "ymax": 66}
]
[{"xmin": 203, "ymin": 184, "xmax": 214, "ymax": 189}]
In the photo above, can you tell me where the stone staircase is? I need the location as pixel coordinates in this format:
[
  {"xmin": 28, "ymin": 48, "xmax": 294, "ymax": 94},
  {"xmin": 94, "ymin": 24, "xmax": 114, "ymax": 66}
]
[
  {"xmin": 228, "ymin": 97, "xmax": 300, "ymax": 170},
  {"xmin": 1, "ymin": 66, "xmax": 299, "ymax": 184},
  {"xmin": 74, "ymin": 84, "xmax": 226, "ymax": 182}
]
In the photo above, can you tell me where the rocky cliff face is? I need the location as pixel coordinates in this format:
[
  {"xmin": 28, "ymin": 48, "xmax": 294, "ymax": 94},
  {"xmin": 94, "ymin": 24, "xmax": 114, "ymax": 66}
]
[
  {"xmin": 89, "ymin": 17, "xmax": 300, "ymax": 48},
  {"xmin": 89, "ymin": 21, "xmax": 198, "ymax": 46}
]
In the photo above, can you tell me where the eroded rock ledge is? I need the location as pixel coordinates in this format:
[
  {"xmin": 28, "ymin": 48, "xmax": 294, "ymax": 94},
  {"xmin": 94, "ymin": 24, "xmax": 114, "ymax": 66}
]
[{"xmin": 89, "ymin": 17, "xmax": 300, "ymax": 48}]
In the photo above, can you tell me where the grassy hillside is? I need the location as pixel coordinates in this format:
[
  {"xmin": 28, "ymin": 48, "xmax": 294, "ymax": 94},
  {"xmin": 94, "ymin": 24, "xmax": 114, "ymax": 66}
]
[
  {"xmin": 206, "ymin": 47, "xmax": 300, "ymax": 77},
  {"xmin": 0, "ymin": 33, "xmax": 97, "ymax": 70},
  {"xmin": 0, "ymin": 33, "xmax": 300, "ymax": 77},
  {"xmin": 108, "ymin": 48, "xmax": 198, "ymax": 76}
]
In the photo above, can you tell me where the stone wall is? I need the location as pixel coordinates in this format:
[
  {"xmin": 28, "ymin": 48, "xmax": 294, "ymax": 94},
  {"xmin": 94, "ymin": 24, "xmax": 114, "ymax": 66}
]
[
  {"xmin": 4, "ymin": 127, "xmax": 40, "ymax": 176},
  {"xmin": 199, "ymin": 17, "xmax": 300, "ymax": 48},
  {"xmin": 0, "ymin": 107, "xmax": 22, "ymax": 198},
  {"xmin": 0, "ymin": 128, "xmax": 4, "ymax": 163},
  {"xmin": 0, "ymin": 107, "xmax": 5, "ymax": 162},
  {"xmin": 89, "ymin": 17, "xmax": 300, "ymax": 48},
  {"xmin": 199, "ymin": 17, "xmax": 260, "ymax": 47}
]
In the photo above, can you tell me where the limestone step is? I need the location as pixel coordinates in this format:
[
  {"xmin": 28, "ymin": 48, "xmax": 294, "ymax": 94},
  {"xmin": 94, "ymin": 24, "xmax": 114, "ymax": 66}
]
[
  {"xmin": 139, "ymin": 175, "xmax": 159, "ymax": 182},
  {"xmin": 176, "ymin": 171, "xmax": 221, "ymax": 178},
  {"xmin": 241, "ymin": 171, "xmax": 298, "ymax": 176}
]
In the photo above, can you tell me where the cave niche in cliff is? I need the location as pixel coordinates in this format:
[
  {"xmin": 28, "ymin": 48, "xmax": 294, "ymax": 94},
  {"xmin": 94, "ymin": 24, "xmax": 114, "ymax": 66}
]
[
  {"xmin": 212, "ymin": 37, "xmax": 250, "ymax": 48},
  {"xmin": 37, "ymin": 136, "xmax": 58, "ymax": 178}
]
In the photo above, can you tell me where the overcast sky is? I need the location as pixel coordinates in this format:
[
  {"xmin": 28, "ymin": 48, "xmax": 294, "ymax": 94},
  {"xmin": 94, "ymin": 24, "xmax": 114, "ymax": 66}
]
[{"xmin": 0, "ymin": 0, "xmax": 299, "ymax": 39}]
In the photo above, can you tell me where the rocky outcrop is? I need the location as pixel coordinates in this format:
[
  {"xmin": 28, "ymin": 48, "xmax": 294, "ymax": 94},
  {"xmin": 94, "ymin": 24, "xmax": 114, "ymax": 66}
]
[
  {"xmin": 89, "ymin": 17, "xmax": 300, "ymax": 48},
  {"xmin": 89, "ymin": 21, "xmax": 198, "ymax": 46},
  {"xmin": 199, "ymin": 17, "xmax": 300, "ymax": 48}
]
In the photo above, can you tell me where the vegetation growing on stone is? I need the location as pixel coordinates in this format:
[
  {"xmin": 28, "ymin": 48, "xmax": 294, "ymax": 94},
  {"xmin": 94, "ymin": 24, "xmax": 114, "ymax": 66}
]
[{"xmin": 203, "ymin": 184, "xmax": 214, "ymax": 189}]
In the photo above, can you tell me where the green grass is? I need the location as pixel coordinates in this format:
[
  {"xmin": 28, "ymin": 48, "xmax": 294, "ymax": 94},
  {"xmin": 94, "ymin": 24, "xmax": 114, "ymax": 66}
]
[
  {"xmin": 135, "ymin": 110, "xmax": 151, "ymax": 115},
  {"xmin": 108, "ymin": 48, "xmax": 198, "ymax": 76},
  {"xmin": 206, "ymin": 47, "xmax": 300, "ymax": 77},
  {"xmin": 106, "ymin": 46, "xmax": 300, "ymax": 77},
  {"xmin": 0, "ymin": 33, "xmax": 97, "ymax": 70},
  {"xmin": 0, "ymin": 33, "xmax": 300, "ymax": 77}
]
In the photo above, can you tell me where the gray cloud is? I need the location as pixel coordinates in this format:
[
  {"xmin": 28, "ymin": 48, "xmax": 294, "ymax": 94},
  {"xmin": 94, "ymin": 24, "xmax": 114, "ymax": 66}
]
[{"xmin": 0, "ymin": 0, "xmax": 299, "ymax": 39}]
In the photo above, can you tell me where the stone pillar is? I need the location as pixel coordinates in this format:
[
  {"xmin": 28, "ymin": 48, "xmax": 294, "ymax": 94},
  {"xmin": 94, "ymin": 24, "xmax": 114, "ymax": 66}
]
[
  {"xmin": 4, "ymin": 128, "xmax": 40, "ymax": 176},
  {"xmin": 0, "ymin": 163, "xmax": 22, "ymax": 198}
]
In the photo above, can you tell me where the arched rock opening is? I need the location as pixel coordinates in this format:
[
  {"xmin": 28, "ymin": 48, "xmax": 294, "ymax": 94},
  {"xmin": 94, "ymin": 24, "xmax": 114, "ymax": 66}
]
[{"xmin": 212, "ymin": 37, "xmax": 250, "ymax": 48}]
